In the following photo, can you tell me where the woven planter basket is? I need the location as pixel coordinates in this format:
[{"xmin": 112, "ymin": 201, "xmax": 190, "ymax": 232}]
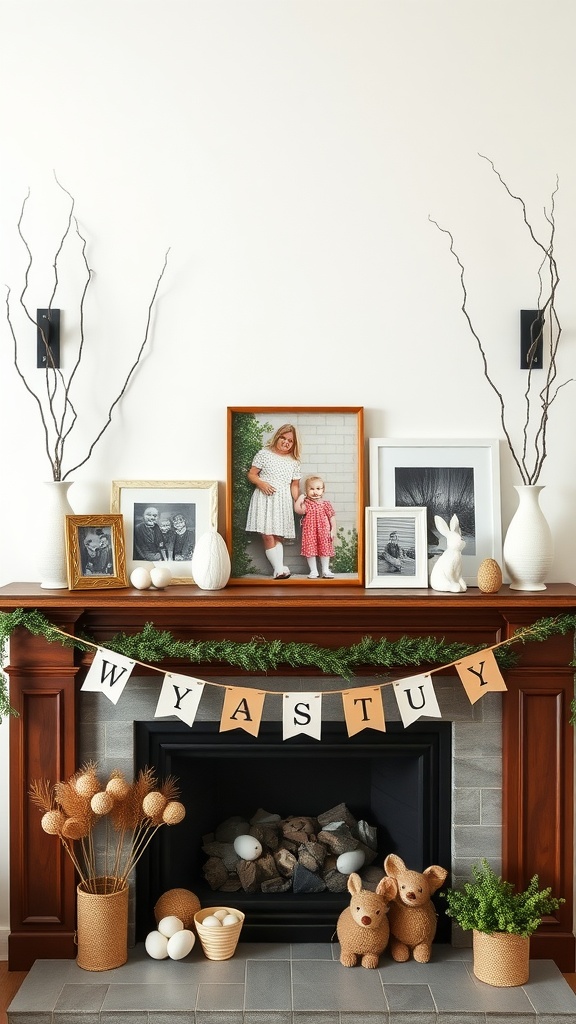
[
  {"xmin": 194, "ymin": 906, "xmax": 245, "ymax": 960},
  {"xmin": 473, "ymin": 930, "xmax": 530, "ymax": 986},
  {"xmin": 76, "ymin": 876, "xmax": 129, "ymax": 972}
]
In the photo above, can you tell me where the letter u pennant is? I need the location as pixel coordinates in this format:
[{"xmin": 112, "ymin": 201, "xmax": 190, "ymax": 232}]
[
  {"xmin": 81, "ymin": 649, "xmax": 135, "ymax": 705},
  {"xmin": 393, "ymin": 673, "xmax": 441, "ymax": 728}
]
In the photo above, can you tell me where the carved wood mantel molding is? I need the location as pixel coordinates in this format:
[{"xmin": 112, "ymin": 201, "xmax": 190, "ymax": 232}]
[{"xmin": 1, "ymin": 582, "xmax": 574, "ymax": 971}]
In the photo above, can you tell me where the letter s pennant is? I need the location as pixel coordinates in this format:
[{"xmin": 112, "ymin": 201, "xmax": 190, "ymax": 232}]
[
  {"xmin": 393, "ymin": 673, "xmax": 441, "ymax": 728},
  {"xmin": 283, "ymin": 692, "xmax": 322, "ymax": 741},
  {"xmin": 81, "ymin": 648, "xmax": 135, "ymax": 705}
]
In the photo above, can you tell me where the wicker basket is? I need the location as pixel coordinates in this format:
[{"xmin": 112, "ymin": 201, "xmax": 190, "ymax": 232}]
[
  {"xmin": 473, "ymin": 930, "xmax": 530, "ymax": 986},
  {"xmin": 194, "ymin": 906, "xmax": 245, "ymax": 960},
  {"xmin": 76, "ymin": 876, "xmax": 129, "ymax": 971}
]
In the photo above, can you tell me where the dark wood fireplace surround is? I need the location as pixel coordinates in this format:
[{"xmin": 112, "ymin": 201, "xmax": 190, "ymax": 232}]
[{"xmin": 2, "ymin": 582, "xmax": 575, "ymax": 972}]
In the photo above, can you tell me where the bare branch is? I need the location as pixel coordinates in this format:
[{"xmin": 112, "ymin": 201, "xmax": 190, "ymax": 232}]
[
  {"xmin": 5, "ymin": 179, "xmax": 170, "ymax": 481},
  {"xmin": 430, "ymin": 157, "xmax": 571, "ymax": 485}
]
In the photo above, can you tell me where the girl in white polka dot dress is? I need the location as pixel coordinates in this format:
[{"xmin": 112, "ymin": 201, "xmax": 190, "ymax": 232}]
[{"xmin": 245, "ymin": 423, "xmax": 302, "ymax": 579}]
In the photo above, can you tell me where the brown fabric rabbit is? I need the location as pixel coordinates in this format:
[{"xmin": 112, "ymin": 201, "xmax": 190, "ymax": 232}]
[
  {"xmin": 384, "ymin": 854, "xmax": 448, "ymax": 963},
  {"xmin": 336, "ymin": 871, "xmax": 397, "ymax": 969}
]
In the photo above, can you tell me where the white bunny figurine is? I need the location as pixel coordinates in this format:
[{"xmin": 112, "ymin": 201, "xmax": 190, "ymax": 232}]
[{"xmin": 429, "ymin": 514, "xmax": 467, "ymax": 593}]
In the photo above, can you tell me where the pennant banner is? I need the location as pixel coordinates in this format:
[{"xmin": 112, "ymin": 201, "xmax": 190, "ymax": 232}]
[
  {"xmin": 456, "ymin": 649, "xmax": 508, "ymax": 704},
  {"xmin": 155, "ymin": 673, "xmax": 205, "ymax": 727},
  {"xmin": 81, "ymin": 649, "xmax": 135, "ymax": 705},
  {"xmin": 393, "ymin": 673, "xmax": 441, "ymax": 728},
  {"xmin": 283, "ymin": 692, "xmax": 323, "ymax": 741},
  {"xmin": 220, "ymin": 686, "xmax": 266, "ymax": 737},
  {"xmin": 342, "ymin": 686, "xmax": 386, "ymax": 737}
]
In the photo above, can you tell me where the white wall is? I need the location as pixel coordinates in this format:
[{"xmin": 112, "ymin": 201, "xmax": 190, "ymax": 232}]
[{"xmin": 1, "ymin": 0, "xmax": 576, "ymax": 956}]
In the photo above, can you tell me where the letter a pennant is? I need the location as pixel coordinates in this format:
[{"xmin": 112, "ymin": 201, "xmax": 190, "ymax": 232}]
[
  {"xmin": 393, "ymin": 673, "xmax": 441, "ymax": 728},
  {"xmin": 81, "ymin": 648, "xmax": 135, "ymax": 705},
  {"xmin": 456, "ymin": 649, "xmax": 507, "ymax": 704},
  {"xmin": 220, "ymin": 686, "xmax": 266, "ymax": 737},
  {"xmin": 155, "ymin": 673, "xmax": 205, "ymax": 727},
  {"xmin": 342, "ymin": 686, "xmax": 386, "ymax": 737},
  {"xmin": 283, "ymin": 692, "xmax": 322, "ymax": 741}
]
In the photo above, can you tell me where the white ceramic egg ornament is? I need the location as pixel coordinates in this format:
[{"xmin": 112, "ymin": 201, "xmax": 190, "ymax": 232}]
[
  {"xmin": 145, "ymin": 930, "xmax": 169, "ymax": 959},
  {"xmin": 222, "ymin": 913, "xmax": 240, "ymax": 926},
  {"xmin": 166, "ymin": 929, "xmax": 195, "ymax": 959},
  {"xmin": 157, "ymin": 915, "xmax": 184, "ymax": 938},
  {"xmin": 131, "ymin": 567, "xmax": 152, "ymax": 590},
  {"xmin": 191, "ymin": 531, "xmax": 231, "ymax": 590},
  {"xmin": 233, "ymin": 835, "xmax": 263, "ymax": 861},
  {"xmin": 336, "ymin": 849, "xmax": 366, "ymax": 874},
  {"xmin": 201, "ymin": 915, "xmax": 223, "ymax": 927},
  {"xmin": 150, "ymin": 566, "xmax": 172, "ymax": 589}
]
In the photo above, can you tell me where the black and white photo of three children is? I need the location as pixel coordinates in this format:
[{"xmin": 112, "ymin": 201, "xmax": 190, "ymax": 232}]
[
  {"xmin": 228, "ymin": 408, "xmax": 363, "ymax": 583},
  {"xmin": 131, "ymin": 503, "xmax": 196, "ymax": 562}
]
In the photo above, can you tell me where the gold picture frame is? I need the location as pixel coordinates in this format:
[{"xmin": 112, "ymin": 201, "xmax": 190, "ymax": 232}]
[
  {"xmin": 65, "ymin": 514, "xmax": 128, "ymax": 590},
  {"xmin": 111, "ymin": 479, "xmax": 218, "ymax": 584},
  {"xmin": 227, "ymin": 407, "xmax": 364, "ymax": 584}
]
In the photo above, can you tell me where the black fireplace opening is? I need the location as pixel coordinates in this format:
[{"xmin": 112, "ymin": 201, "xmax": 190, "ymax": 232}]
[{"xmin": 134, "ymin": 721, "xmax": 452, "ymax": 944}]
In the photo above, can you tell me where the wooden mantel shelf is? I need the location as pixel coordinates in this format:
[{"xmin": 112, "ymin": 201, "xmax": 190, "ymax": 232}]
[{"xmin": 2, "ymin": 582, "xmax": 575, "ymax": 971}]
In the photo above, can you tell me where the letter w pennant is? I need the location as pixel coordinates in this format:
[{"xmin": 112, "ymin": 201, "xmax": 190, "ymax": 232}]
[
  {"xmin": 81, "ymin": 649, "xmax": 136, "ymax": 705},
  {"xmin": 456, "ymin": 649, "xmax": 507, "ymax": 704}
]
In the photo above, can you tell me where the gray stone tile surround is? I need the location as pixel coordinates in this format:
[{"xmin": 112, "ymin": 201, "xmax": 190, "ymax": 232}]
[{"xmin": 9, "ymin": 943, "xmax": 576, "ymax": 1023}]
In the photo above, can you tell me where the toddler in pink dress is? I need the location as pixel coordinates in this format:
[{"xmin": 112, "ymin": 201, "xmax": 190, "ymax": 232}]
[{"xmin": 294, "ymin": 475, "xmax": 337, "ymax": 579}]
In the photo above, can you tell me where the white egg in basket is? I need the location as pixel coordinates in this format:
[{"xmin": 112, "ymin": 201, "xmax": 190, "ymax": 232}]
[{"xmin": 201, "ymin": 915, "xmax": 223, "ymax": 927}]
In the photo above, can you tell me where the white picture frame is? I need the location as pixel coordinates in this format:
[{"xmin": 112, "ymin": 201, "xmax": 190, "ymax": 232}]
[
  {"xmin": 111, "ymin": 480, "xmax": 218, "ymax": 584},
  {"xmin": 365, "ymin": 506, "xmax": 428, "ymax": 588},
  {"xmin": 368, "ymin": 438, "xmax": 502, "ymax": 586}
]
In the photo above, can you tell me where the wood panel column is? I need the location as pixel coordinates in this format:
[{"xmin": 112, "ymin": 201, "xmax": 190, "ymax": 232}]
[
  {"xmin": 8, "ymin": 612, "xmax": 82, "ymax": 970},
  {"xmin": 501, "ymin": 611, "xmax": 575, "ymax": 971}
]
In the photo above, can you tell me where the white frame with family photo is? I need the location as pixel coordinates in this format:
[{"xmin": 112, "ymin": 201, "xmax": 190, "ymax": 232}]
[
  {"xmin": 368, "ymin": 438, "xmax": 502, "ymax": 586},
  {"xmin": 365, "ymin": 506, "xmax": 428, "ymax": 588},
  {"xmin": 111, "ymin": 479, "xmax": 218, "ymax": 584}
]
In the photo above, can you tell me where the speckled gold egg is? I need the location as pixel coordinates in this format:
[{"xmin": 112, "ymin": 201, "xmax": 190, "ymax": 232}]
[{"xmin": 477, "ymin": 558, "xmax": 503, "ymax": 593}]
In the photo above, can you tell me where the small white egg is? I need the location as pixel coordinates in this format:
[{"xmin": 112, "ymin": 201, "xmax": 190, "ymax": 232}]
[
  {"xmin": 130, "ymin": 567, "xmax": 152, "ymax": 590},
  {"xmin": 201, "ymin": 915, "xmax": 223, "ymax": 927},
  {"xmin": 145, "ymin": 930, "xmax": 169, "ymax": 959},
  {"xmin": 213, "ymin": 909, "xmax": 229, "ymax": 921},
  {"xmin": 157, "ymin": 915, "xmax": 184, "ymax": 938},
  {"xmin": 150, "ymin": 566, "xmax": 172, "ymax": 589},
  {"xmin": 336, "ymin": 850, "xmax": 366, "ymax": 875},
  {"xmin": 233, "ymin": 834, "xmax": 263, "ymax": 861},
  {"xmin": 222, "ymin": 914, "xmax": 240, "ymax": 926},
  {"xmin": 167, "ymin": 929, "xmax": 195, "ymax": 960}
]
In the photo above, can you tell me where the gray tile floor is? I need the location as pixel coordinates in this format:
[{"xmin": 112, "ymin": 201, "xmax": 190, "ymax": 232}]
[{"xmin": 7, "ymin": 942, "xmax": 576, "ymax": 1023}]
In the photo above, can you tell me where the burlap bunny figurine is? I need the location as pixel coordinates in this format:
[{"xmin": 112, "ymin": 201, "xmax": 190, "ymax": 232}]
[
  {"xmin": 336, "ymin": 871, "xmax": 397, "ymax": 969},
  {"xmin": 384, "ymin": 854, "xmax": 448, "ymax": 963}
]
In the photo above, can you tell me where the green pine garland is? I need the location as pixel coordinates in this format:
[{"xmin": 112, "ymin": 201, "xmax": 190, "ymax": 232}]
[{"xmin": 1, "ymin": 607, "xmax": 575, "ymax": 723}]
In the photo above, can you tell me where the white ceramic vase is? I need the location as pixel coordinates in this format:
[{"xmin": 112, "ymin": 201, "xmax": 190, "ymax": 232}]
[
  {"xmin": 503, "ymin": 485, "xmax": 553, "ymax": 591},
  {"xmin": 37, "ymin": 481, "xmax": 74, "ymax": 589}
]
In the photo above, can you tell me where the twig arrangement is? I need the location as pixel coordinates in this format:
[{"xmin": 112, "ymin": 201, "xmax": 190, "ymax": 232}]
[
  {"xmin": 30, "ymin": 762, "xmax": 185, "ymax": 893},
  {"xmin": 5, "ymin": 174, "xmax": 170, "ymax": 481},
  {"xmin": 430, "ymin": 154, "xmax": 573, "ymax": 485}
]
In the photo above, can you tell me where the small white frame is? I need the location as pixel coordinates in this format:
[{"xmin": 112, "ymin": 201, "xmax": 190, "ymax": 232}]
[{"xmin": 365, "ymin": 506, "xmax": 428, "ymax": 588}]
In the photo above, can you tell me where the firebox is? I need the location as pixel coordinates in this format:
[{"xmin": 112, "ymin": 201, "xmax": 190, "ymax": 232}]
[{"xmin": 134, "ymin": 720, "xmax": 452, "ymax": 944}]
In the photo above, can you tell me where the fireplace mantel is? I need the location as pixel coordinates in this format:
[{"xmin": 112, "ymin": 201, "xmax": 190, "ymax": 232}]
[{"xmin": 2, "ymin": 582, "xmax": 575, "ymax": 971}]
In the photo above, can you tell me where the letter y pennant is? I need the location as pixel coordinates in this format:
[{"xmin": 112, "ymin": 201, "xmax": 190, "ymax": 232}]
[
  {"xmin": 456, "ymin": 649, "xmax": 507, "ymax": 704},
  {"xmin": 155, "ymin": 673, "xmax": 205, "ymax": 727}
]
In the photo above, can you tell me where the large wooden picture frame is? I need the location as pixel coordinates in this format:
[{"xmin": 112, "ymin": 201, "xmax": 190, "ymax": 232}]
[
  {"xmin": 65, "ymin": 514, "xmax": 128, "ymax": 590},
  {"xmin": 368, "ymin": 438, "xmax": 502, "ymax": 586},
  {"xmin": 227, "ymin": 407, "xmax": 364, "ymax": 584},
  {"xmin": 111, "ymin": 479, "xmax": 218, "ymax": 584}
]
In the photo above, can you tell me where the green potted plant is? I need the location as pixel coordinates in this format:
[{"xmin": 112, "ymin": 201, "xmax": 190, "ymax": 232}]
[{"xmin": 441, "ymin": 859, "xmax": 564, "ymax": 987}]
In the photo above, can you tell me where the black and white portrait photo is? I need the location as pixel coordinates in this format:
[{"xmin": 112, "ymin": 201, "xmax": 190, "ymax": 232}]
[
  {"xmin": 79, "ymin": 526, "xmax": 114, "ymax": 576},
  {"xmin": 376, "ymin": 515, "xmax": 417, "ymax": 577},
  {"xmin": 365, "ymin": 506, "xmax": 428, "ymax": 589},
  {"xmin": 133, "ymin": 503, "xmax": 196, "ymax": 562}
]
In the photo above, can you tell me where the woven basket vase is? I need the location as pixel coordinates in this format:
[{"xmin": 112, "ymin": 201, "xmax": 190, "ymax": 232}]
[
  {"xmin": 194, "ymin": 906, "xmax": 245, "ymax": 960},
  {"xmin": 76, "ymin": 876, "xmax": 129, "ymax": 972},
  {"xmin": 473, "ymin": 930, "xmax": 530, "ymax": 987}
]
